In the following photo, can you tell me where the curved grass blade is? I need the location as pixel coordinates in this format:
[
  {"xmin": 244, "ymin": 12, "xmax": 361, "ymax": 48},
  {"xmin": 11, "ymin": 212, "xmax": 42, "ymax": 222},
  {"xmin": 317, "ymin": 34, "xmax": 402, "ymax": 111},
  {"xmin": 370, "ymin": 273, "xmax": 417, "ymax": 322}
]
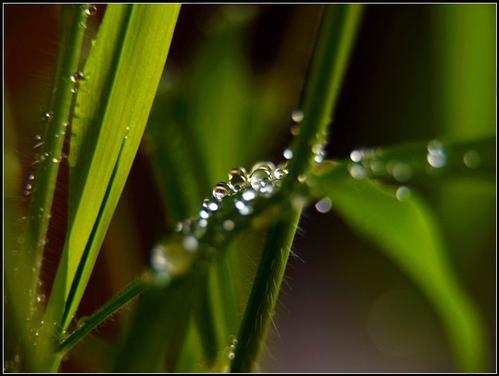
[
  {"xmin": 306, "ymin": 174, "xmax": 488, "ymax": 372},
  {"xmin": 33, "ymin": 4, "xmax": 180, "ymax": 372}
]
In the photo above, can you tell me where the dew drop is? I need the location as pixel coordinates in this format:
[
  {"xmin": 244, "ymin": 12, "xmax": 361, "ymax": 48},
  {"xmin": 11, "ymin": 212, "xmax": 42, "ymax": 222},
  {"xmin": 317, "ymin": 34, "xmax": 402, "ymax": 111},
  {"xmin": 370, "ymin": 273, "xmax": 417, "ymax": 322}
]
[
  {"xmin": 350, "ymin": 149, "xmax": 364, "ymax": 163},
  {"xmin": 463, "ymin": 150, "xmax": 480, "ymax": 169},
  {"xmin": 392, "ymin": 162, "xmax": 412, "ymax": 182},
  {"xmin": 198, "ymin": 219, "xmax": 208, "ymax": 228},
  {"xmin": 235, "ymin": 200, "xmax": 253, "ymax": 216},
  {"xmin": 290, "ymin": 124, "xmax": 300, "ymax": 136},
  {"xmin": 249, "ymin": 168, "xmax": 272, "ymax": 192},
  {"xmin": 348, "ymin": 164, "xmax": 367, "ymax": 179},
  {"xmin": 228, "ymin": 352, "xmax": 236, "ymax": 360},
  {"xmin": 42, "ymin": 111, "xmax": 54, "ymax": 122},
  {"xmin": 34, "ymin": 134, "xmax": 42, "ymax": 142},
  {"xmin": 291, "ymin": 109, "xmax": 304, "ymax": 123},
  {"xmin": 151, "ymin": 244, "xmax": 170, "ymax": 274},
  {"xmin": 242, "ymin": 189, "xmax": 256, "ymax": 201},
  {"xmin": 283, "ymin": 148, "xmax": 293, "ymax": 160},
  {"xmin": 83, "ymin": 4, "xmax": 97, "ymax": 16},
  {"xmin": 51, "ymin": 157, "xmax": 60, "ymax": 164},
  {"xmin": 213, "ymin": 183, "xmax": 231, "ymax": 201},
  {"xmin": 297, "ymin": 175, "xmax": 307, "ymax": 183},
  {"xmin": 315, "ymin": 197, "xmax": 332, "ymax": 213},
  {"xmin": 36, "ymin": 294, "xmax": 46, "ymax": 305},
  {"xmin": 27, "ymin": 174, "xmax": 35, "ymax": 181},
  {"xmin": 426, "ymin": 140, "xmax": 446, "ymax": 168},
  {"xmin": 183, "ymin": 236, "xmax": 199, "ymax": 252},
  {"xmin": 273, "ymin": 164, "xmax": 288, "ymax": 179},
  {"xmin": 199, "ymin": 210, "xmax": 210, "ymax": 220},
  {"xmin": 202, "ymin": 199, "xmax": 219, "ymax": 212},
  {"xmin": 396, "ymin": 186, "xmax": 411, "ymax": 201},
  {"xmin": 174, "ymin": 222, "xmax": 183, "ymax": 233},
  {"xmin": 223, "ymin": 219, "xmax": 235, "ymax": 231},
  {"xmin": 228, "ymin": 167, "xmax": 247, "ymax": 192}
]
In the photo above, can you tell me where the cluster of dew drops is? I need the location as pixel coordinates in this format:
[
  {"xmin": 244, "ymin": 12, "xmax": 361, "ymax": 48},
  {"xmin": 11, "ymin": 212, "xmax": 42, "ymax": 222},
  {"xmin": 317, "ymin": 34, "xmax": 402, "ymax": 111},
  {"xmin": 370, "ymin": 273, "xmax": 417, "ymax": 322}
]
[
  {"xmin": 347, "ymin": 139, "xmax": 481, "ymax": 202},
  {"xmin": 151, "ymin": 109, "xmax": 333, "ymax": 276}
]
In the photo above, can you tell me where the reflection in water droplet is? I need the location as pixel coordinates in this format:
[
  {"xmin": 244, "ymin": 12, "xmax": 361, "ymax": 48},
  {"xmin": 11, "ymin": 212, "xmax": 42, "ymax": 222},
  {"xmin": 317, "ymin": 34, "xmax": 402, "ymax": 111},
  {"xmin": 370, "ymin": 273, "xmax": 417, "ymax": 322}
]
[
  {"xmin": 203, "ymin": 199, "xmax": 219, "ymax": 212},
  {"xmin": 396, "ymin": 186, "xmax": 411, "ymax": 201},
  {"xmin": 291, "ymin": 109, "xmax": 304, "ymax": 123},
  {"xmin": 463, "ymin": 150, "xmax": 480, "ymax": 169},
  {"xmin": 283, "ymin": 148, "xmax": 293, "ymax": 160},
  {"xmin": 228, "ymin": 167, "xmax": 247, "ymax": 192},
  {"xmin": 273, "ymin": 164, "xmax": 288, "ymax": 179},
  {"xmin": 223, "ymin": 219, "xmax": 235, "ymax": 231},
  {"xmin": 183, "ymin": 236, "xmax": 199, "ymax": 252},
  {"xmin": 315, "ymin": 197, "xmax": 332, "ymax": 213},
  {"xmin": 235, "ymin": 200, "xmax": 253, "ymax": 216},
  {"xmin": 242, "ymin": 189, "xmax": 256, "ymax": 201},
  {"xmin": 249, "ymin": 168, "xmax": 272, "ymax": 192}
]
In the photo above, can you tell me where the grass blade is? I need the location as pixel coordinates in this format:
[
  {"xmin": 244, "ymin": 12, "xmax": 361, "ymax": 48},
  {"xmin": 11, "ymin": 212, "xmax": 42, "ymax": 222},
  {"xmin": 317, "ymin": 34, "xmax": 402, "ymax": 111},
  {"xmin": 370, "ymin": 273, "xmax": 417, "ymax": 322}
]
[
  {"xmin": 32, "ymin": 4, "xmax": 180, "ymax": 371},
  {"xmin": 306, "ymin": 175, "xmax": 488, "ymax": 372},
  {"xmin": 231, "ymin": 5, "xmax": 363, "ymax": 372}
]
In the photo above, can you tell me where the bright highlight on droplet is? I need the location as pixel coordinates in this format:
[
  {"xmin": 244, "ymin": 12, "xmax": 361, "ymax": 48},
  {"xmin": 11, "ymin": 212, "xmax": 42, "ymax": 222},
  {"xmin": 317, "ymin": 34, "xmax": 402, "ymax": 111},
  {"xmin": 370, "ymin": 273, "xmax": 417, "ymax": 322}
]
[
  {"xmin": 283, "ymin": 148, "xmax": 293, "ymax": 160},
  {"xmin": 350, "ymin": 149, "xmax": 363, "ymax": 163},
  {"xmin": 396, "ymin": 186, "xmax": 411, "ymax": 201},
  {"xmin": 315, "ymin": 197, "xmax": 332, "ymax": 213},
  {"xmin": 291, "ymin": 109, "xmax": 304, "ymax": 123}
]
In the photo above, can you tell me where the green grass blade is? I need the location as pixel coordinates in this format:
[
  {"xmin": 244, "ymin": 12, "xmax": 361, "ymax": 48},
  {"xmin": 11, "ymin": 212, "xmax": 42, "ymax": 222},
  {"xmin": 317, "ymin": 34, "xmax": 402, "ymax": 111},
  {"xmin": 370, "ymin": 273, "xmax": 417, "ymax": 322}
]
[
  {"xmin": 22, "ymin": 4, "xmax": 88, "ymax": 321},
  {"xmin": 231, "ymin": 5, "xmax": 363, "ymax": 372},
  {"xmin": 33, "ymin": 4, "xmax": 180, "ymax": 372},
  {"xmin": 57, "ymin": 274, "xmax": 148, "ymax": 354},
  {"xmin": 306, "ymin": 175, "xmax": 488, "ymax": 372}
]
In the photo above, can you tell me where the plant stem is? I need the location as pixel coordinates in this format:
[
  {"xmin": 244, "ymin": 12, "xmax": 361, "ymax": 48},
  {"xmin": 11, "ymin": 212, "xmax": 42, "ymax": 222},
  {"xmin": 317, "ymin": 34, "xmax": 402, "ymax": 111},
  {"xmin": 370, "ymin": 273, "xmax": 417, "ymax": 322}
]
[
  {"xmin": 20, "ymin": 5, "xmax": 89, "ymax": 370},
  {"xmin": 231, "ymin": 5, "xmax": 363, "ymax": 372},
  {"xmin": 230, "ymin": 211, "xmax": 301, "ymax": 372},
  {"xmin": 287, "ymin": 5, "xmax": 363, "ymax": 182},
  {"xmin": 57, "ymin": 275, "xmax": 148, "ymax": 354}
]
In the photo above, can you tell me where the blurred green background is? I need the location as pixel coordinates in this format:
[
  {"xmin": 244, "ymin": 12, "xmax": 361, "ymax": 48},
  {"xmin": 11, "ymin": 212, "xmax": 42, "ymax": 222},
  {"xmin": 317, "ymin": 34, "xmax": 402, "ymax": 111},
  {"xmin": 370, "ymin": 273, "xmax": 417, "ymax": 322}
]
[{"xmin": 4, "ymin": 4, "xmax": 496, "ymax": 372}]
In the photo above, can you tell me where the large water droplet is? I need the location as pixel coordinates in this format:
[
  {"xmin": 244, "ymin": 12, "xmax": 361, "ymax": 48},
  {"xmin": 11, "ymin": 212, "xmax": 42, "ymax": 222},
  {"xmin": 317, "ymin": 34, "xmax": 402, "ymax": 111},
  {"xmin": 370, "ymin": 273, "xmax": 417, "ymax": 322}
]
[
  {"xmin": 228, "ymin": 167, "xmax": 247, "ymax": 192},
  {"xmin": 291, "ymin": 109, "xmax": 304, "ymax": 123},
  {"xmin": 315, "ymin": 197, "xmax": 332, "ymax": 213},
  {"xmin": 251, "ymin": 161, "xmax": 275, "ymax": 173},
  {"xmin": 249, "ymin": 168, "xmax": 272, "ymax": 192},
  {"xmin": 463, "ymin": 150, "xmax": 480, "ymax": 169},
  {"xmin": 213, "ymin": 183, "xmax": 231, "ymax": 201}
]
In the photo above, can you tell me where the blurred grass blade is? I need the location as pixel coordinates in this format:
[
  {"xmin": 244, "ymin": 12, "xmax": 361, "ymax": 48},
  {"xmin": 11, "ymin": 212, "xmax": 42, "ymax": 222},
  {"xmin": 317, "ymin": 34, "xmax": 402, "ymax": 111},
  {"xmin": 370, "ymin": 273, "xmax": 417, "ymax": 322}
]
[
  {"xmin": 307, "ymin": 175, "xmax": 487, "ymax": 372},
  {"xmin": 35, "ymin": 4, "xmax": 180, "ymax": 371},
  {"xmin": 232, "ymin": 5, "xmax": 363, "ymax": 372},
  {"xmin": 315, "ymin": 136, "xmax": 495, "ymax": 184}
]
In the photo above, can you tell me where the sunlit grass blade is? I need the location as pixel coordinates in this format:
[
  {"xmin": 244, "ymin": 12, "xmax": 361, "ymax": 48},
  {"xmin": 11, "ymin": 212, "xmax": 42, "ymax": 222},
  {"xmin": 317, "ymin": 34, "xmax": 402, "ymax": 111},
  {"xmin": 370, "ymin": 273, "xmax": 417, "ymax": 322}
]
[
  {"xmin": 306, "ymin": 174, "xmax": 488, "ymax": 372},
  {"xmin": 32, "ymin": 4, "xmax": 180, "ymax": 372},
  {"xmin": 231, "ymin": 5, "xmax": 364, "ymax": 372}
]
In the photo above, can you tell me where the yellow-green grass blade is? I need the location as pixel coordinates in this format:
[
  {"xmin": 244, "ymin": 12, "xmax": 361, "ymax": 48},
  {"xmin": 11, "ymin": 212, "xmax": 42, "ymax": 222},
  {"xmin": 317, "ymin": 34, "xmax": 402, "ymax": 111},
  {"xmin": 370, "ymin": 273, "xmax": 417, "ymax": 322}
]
[
  {"xmin": 35, "ymin": 4, "xmax": 180, "ymax": 372},
  {"xmin": 307, "ymin": 174, "xmax": 487, "ymax": 372}
]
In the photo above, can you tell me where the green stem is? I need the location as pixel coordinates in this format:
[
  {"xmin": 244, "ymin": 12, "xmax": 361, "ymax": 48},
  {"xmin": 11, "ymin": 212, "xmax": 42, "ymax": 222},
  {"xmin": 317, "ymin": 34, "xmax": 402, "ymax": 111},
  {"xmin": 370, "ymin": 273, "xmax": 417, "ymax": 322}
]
[
  {"xmin": 24, "ymin": 5, "xmax": 89, "ymax": 313},
  {"xmin": 230, "ymin": 211, "xmax": 301, "ymax": 372},
  {"xmin": 57, "ymin": 275, "xmax": 148, "ymax": 354},
  {"xmin": 231, "ymin": 5, "xmax": 363, "ymax": 372},
  {"xmin": 287, "ymin": 5, "xmax": 363, "ymax": 181}
]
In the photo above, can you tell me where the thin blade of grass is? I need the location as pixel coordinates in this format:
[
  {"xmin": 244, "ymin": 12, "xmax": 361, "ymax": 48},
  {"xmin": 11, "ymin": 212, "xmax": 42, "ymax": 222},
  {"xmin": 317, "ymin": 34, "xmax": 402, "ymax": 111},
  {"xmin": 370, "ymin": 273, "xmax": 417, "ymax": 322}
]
[
  {"xmin": 34, "ymin": 4, "xmax": 180, "ymax": 371},
  {"xmin": 306, "ymin": 175, "xmax": 488, "ymax": 372}
]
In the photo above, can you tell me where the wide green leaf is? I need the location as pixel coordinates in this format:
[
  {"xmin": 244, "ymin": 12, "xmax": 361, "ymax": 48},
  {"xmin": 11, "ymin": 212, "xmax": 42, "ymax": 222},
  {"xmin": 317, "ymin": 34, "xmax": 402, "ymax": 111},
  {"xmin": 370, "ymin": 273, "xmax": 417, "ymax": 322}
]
[{"xmin": 307, "ymin": 172, "xmax": 487, "ymax": 372}]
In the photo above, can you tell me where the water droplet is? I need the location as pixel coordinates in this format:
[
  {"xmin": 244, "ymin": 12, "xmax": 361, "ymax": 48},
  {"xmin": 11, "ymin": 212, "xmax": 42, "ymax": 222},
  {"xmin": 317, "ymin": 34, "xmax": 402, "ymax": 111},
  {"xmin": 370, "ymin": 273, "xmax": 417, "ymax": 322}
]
[
  {"xmin": 24, "ymin": 183, "xmax": 33, "ymax": 196},
  {"xmin": 42, "ymin": 111, "xmax": 54, "ymax": 122},
  {"xmin": 235, "ymin": 200, "xmax": 253, "ymax": 216},
  {"xmin": 249, "ymin": 168, "xmax": 272, "ymax": 193},
  {"xmin": 283, "ymin": 148, "xmax": 293, "ymax": 160},
  {"xmin": 202, "ymin": 199, "xmax": 219, "ymax": 212},
  {"xmin": 174, "ymin": 222, "xmax": 183, "ymax": 233},
  {"xmin": 199, "ymin": 210, "xmax": 210, "ymax": 220},
  {"xmin": 151, "ymin": 244, "xmax": 171, "ymax": 275},
  {"xmin": 183, "ymin": 236, "xmax": 199, "ymax": 252},
  {"xmin": 297, "ymin": 175, "xmax": 307, "ymax": 183},
  {"xmin": 83, "ymin": 4, "xmax": 97, "ymax": 16},
  {"xmin": 426, "ymin": 140, "xmax": 446, "ymax": 168},
  {"xmin": 27, "ymin": 174, "xmax": 35, "ymax": 181},
  {"xmin": 228, "ymin": 167, "xmax": 247, "ymax": 192},
  {"xmin": 291, "ymin": 109, "xmax": 304, "ymax": 123},
  {"xmin": 228, "ymin": 352, "xmax": 236, "ymax": 360},
  {"xmin": 36, "ymin": 294, "xmax": 46, "ymax": 304},
  {"xmin": 315, "ymin": 197, "xmax": 332, "ymax": 213},
  {"xmin": 463, "ymin": 150, "xmax": 480, "ymax": 169},
  {"xmin": 242, "ymin": 189, "xmax": 256, "ymax": 201},
  {"xmin": 213, "ymin": 183, "xmax": 231, "ymax": 201},
  {"xmin": 251, "ymin": 161, "xmax": 275, "ymax": 173},
  {"xmin": 34, "ymin": 134, "xmax": 42, "ymax": 142},
  {"xmin": 198, "ymin": 219, "xmax": 208, "ymax": 228},
  {"xmin": 348, "ymin": 164, "xmax": 367, "ymax": 179},
  {"xmin": 396, "ymin": 186, "xmax": 411, "ymax": 201},
  {"xmin": 350, "ymin": 149, "xmax": 364, "ymax": 163},
  {"xmin": 392, "ymin": 162, "xmax": 412, "ymax": 182},
  {"xmin": 369, "ymin": 160, "xmax": 385, "ymax": 175},
  {"xmin": 290, "ymin": 124, "xmax": 300, "ymax": 136},
  {"xmin": 273, "ymin": 164, "xmax": 288, "ymax": 179},
  {"xmin": 223, "ymin": 219, "xmax": 235, "ymax": 231},
  {"xmin": 51, "ymin": 157, "xmax": 60, "ymax": 164}
]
